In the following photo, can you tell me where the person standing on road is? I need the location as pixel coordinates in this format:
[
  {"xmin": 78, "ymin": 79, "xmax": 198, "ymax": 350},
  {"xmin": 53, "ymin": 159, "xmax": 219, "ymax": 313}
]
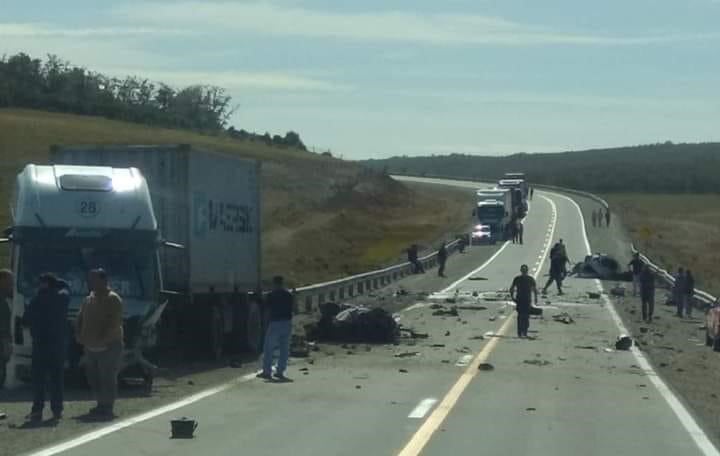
[
  {"xmin": 258, "ymin": 276, "xmax": 294, "ymax": 382},
  {"xmin": 530, "ymin": 187, "xmax": 534, "ymax": 200},
  {"xmin": 517, "ymin": 221, "xmax": 524, "ymax": 245},
  {"xmin": 673, "ymin": 267, "xmax": 686, "ymax": 318},
  {"xmin": 510, "ymin": 265, "xmax": 538, "ymax": 339},
  {"xmin": 684, "ymin": 270, "xmax": 695, "ymax": 318},
  {"xmin": 628, "ymin": 253, "xmax": 643, "ymax": 296},
  {"xmin": 437, "ymin": 242, "xmax": 448, "ymax": 278},
  {"xmin": 23, "ymin": 273, "xmax": 70, "ymax": 422},
  {"xmin": 543, "ymin": 244, "xmax": 565, "ymax": 296},
  {"xmin": 639, "ymin": 265, "xmax": 655, "ymax": 323},
  {"xmin": 591, "ymin": 210, "xmax": 597, "ymax": 228},
  {"xmin": 76, "ymin": 268, "xmax": 124, "ymax": 420},
  {"xmin": 605, "ymin": 209, "xmax": 611, "ymax": 227},
  {"xmin": 0, "ymin": 270, "xmax": 13, "ymax": 392}
]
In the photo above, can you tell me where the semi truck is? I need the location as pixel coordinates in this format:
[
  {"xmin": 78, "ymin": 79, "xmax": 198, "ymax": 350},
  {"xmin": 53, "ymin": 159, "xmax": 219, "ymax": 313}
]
[
  {"xmin": 503, "ymin": 173, "xmax": 529, "ymax": 199},
  {"xmin": 497, "ymin": 179, "xmax": 528, "ymax": 218},
  {"xmin": 1, "ymin": 145, "xmax": 262, "ymax": 388},
  {"xmin": 473, "ymin": 188, "xmax": 512, "ymax": 241}
]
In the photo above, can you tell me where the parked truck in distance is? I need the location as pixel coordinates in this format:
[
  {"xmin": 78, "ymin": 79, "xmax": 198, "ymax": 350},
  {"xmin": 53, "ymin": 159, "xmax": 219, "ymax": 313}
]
[
  {"xmin": 503, "ymin": 173, "xmax": 529, "ymax": 199},
  {"xmin": 497, "ymin": 178, "xmax": 528, "ymax": 218},
  {"xmin": 1, "ymin": 144, "xmax": 262, "ymax": 387},
  {"xmin": 473, "ymin": 188, "xmax": 512, "ymax": 242}
]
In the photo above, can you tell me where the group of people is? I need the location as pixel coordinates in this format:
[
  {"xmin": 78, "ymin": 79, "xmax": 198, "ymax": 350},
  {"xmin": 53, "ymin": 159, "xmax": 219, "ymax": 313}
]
[
  {"xmin": 591, "ymin": 208, "xmax": 611, "ymax": 228},
  {"xmin": 0, "ymin": 268, "xmax": 125, "ymax": 423},
  {"xmin": 628, "ymin": 254, "xmax": 696, "ymax": 321},
  {"xmin": 407, "ymin": 242, "xmax": 450, "ymax": 278}
]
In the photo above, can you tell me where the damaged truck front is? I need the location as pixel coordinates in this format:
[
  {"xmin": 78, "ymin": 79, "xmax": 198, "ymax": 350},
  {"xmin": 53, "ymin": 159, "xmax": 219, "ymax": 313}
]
[{"xmin": 2, "ymin": 145, "xmax": 263, "ymax": 388}]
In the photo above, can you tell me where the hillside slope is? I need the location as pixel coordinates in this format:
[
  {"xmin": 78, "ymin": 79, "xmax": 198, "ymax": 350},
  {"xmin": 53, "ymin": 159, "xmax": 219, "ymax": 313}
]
[
  {"xmin": 0, "ymin": 109, "xmax": 473, "ymax": 286},
  {"xmin": 362, "ymin": 143, "xmax": 720, "ymax": 193}
]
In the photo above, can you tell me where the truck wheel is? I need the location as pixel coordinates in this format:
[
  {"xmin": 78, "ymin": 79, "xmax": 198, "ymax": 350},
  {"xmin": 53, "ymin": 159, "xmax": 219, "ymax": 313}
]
[
  {"xmin": 707, "ymin": 330, "xmax": 713, "ymax": 347},
  {"xmin": 243, "ymin": 300, "xmax": 263, "ymax": 354},
  {"xmin": 210, "ymin": 306, "xmax": 225, "ymax": 361}
]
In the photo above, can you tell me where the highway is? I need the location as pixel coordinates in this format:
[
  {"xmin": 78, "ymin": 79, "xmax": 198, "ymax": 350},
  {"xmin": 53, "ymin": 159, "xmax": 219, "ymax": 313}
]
[{"xmin": 25, "ymin": 177, "xmax": 718, "ymax": 456}]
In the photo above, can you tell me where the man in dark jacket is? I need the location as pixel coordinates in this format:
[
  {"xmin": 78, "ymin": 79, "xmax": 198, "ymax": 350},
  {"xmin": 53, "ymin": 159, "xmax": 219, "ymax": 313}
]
[
  {"xmin": 639, "ymin": 265, "xmax": 655, "ymax": 323},
  {"xmin": 684, "ymin": 270, "xmax": 695, "ymax": 318},
  {"xmin": 437, "ymin": 242, "xmax": 448, "ymax": 278},
  {"xmin": 0, "ymin": 269, "xmax": 13, "ymax": 391},
  {"xmin": 24, "ymin": 273, "xmax": 70, "ymax": 422},
  {"xmin": 543, "ymin": 245, "xmax": 565, "ymax": 296},
  {"xmin": 258, "ymin": 276, "xmax": 294, "ymax": 382}
]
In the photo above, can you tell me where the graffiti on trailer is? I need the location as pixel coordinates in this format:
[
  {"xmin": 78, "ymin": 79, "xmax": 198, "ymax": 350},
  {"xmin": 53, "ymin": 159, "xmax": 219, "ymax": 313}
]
[{"xmin": 193, "ymin": 192, "xmax": 254, "ymax": 237}]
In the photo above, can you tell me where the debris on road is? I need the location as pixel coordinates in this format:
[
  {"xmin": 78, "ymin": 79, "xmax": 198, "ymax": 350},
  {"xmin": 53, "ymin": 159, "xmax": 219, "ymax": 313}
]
[
  {"xmin": 445, "ymin": 330, "xmax": 451, "ymax": 336},
  {"xmin": 430, "ymin": 344, "xmax": 446, "ymax": 348},
  {"xmin": 394, "ymin": 351, "xmax": 420, "ymax": 358},
  {"xmin": 308, "ymin": 303, "xmax": 399, "ymax": 343},
  {"xmin": 552, "ymin": 313, "xmax": 575, "ymax": 324},
  {"xmin": 478, "ymin": 363, "xmax": 494, "ymax": 371},
  {"xmin": 611, "ymin": 285, "xmax": 626, "ymax": 297},
  {"xmin": 574, "ymin": 345, "xmax": 596, "ymax": 350},
  {"xmin": 170, "ymin": 417, "xmax": 198, "ymax": 439},
  {"xmin": 290, "ymin": 335, "xmax": 310, "ymax": 358},
  {"xmin": 469, "ymin": 277, "xmax": 488, "ymax": 281},
  {"xmin": 587, "ymin": 292, "xmax": 601, "ymax": 299},
  {"xmin": 525, "ymin": 407, "xmax": 537, "ymax": 412},
  {"xmin": 457, "ymin": 305, "xmax": 488, "ymax": 311},
  {"xmin": 432, "ymin": 306, "xmax": 459, "ymax": 317},
  {"xmin": 571, "ymin": 254, "xmax": 632, "ymax": 281},
  {"xmin": 615, "ymin": 335, "xmax": 633, "ymax": 351},
  {"xmin": 399, "ymin": 369, "xmax": 409, "ymax": 374},
  {"xmin": 470, "ymin": 335, "xmax": 485, "ymax": 340},
  {"xmin": 523, "ymin": 359, "xmax": 552, "ymax": 367},
  {"xmin": 355, "ymin": 385, "xmax": 362, "ymax": 389},
  {"xmin": 489, "ymin": 316, "xmax": 497, "ymax": 322}
]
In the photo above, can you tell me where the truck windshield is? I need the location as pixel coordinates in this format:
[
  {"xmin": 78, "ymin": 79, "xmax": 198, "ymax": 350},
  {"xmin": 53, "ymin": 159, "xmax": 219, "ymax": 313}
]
[
  {"xmin": 477, "ymin": 206, "xmax": 505, "ymax": 220},
  {"xmin": 18, "ymin": 247, "xmax": 157, "ymax": 301}
]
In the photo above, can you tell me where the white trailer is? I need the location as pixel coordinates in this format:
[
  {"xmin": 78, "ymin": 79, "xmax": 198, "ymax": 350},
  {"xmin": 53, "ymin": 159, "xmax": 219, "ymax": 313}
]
[{"xmin": 1, "ymin": 144, "xmax": 262, "ymax": 388}]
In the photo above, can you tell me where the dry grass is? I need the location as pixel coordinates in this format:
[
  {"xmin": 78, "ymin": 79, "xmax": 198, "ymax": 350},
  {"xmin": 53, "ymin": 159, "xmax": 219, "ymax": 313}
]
[
  {"xmin": 0, "ymin": 109, "xmax": 473, "ymax": 286},
  {"xmin": 606, "ymin": 193, "xmax": 720, "ymax": 295}
]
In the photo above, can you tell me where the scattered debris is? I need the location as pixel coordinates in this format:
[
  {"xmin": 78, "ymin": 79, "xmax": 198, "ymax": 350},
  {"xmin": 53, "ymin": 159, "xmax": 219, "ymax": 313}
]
[
  {"xmin": 574, "ymin": 345, "xmax": 596, "ymax": 350},
  {"xmin": 489, "ymin": 316, "xmax": 497, "ymax": 322},
  {"xmin": 611, "ymin": 285, "xmax": 626, "ymax": 297},
  {"xmin": 430, "ymin": 344, "xmax": 446, "ymax": 348},
  {"xmin": 640, "ymin": 327, "xmax": 649, "ymax": 334},
  {"xmin": 642, "ymin": 396, "xmax": 649, "ymax": 400},
  {"xmin": 615, "ymin": 335, "xmax": 633, "ymax": 351},
  {"xmin": 523, "ymin": 359, "xmax": 552, "ymax": 367},
  {"xmin": 529, "ymin": 307, "xmax": 543, "ymax": 316},
  {"xmin": 299, "ymin": 367, "xmax": 309, "ymax": 372},
  {"xmin": 660, "ymin": 363, "xmax": 668, "ymax": 368},
  {"xmin": 469, "ymin": 277, "xmax": 488, "ymax": 281},
  {"xmin": 478, "ymin": 363, "xmax": 494, "ymax": 371},
  {"xmin": 552, "ymin": 313, "xmax": 575, "ymax": 324},
  {"xmin": 170, "ymin": 417, "xmax": 198, "ymax": 439},
  {"xmin": 441, "ymin": 360, "xmax": 451, "ymax": 364},
  {"xmin": 557, "ymin": 357, "xmax": 567, "ymax": 361},
  {"xmin": 355, "ymin": 385, "xmax": 362, "ymax": 389},
  {"xmin": 469, "ymin": 335, "xmax": 485, "ymax": 340},
  {"xmin": 432, "ymin": 306, "xmax": 459, "ymax": 317},
  {"xmin": 676, "ymin": 368, "xmax": 685, "ymax": 372},
  {"xmin": 394, "ymin": 351, "xmax": 420, "ymax": 358},
  {"xmin": 187, "ymin": 380, "xmax": 195, "ymax": 386},
  {"xmin": 587, "ymin": 292, "xmax": 601, "ymax": 299},
  {"xmin": 307, "ymin": 359, "xmax": 315, "ymax": 365},
  {"xmin": 526, "ymin": 407, "xmax": 537, "ymax": 412},
  {"xmin": 309, "ymin": 304, "xmax": 399, "ymax": 343},
  {"xmin": 457, "ymin": 305, "xmax": 488, "ymax": 311},
  {"xmin": 445, "ymin": 330, "xmax": 451, "ymax": 336},
  {"xmin": 603, "ymin": 348, "xmax": 615, "ymax": 353},
  {"xmin": 637, "ymin": 384, "xmax": 647, "ymax": 388},
  {"xmin": 290, "ymin": 335, "xmax": 310, "ymax": 358},
  {"xmin": 0, "ymin": 412, "xmax": 6, "ymax": 421},
  {"xmin": 399, "ymin": 369, "xmax": 409, "ymax": 374},
  {"xmin": 571, "ymin": 254, "xmax": 632, "ymax": 281}
]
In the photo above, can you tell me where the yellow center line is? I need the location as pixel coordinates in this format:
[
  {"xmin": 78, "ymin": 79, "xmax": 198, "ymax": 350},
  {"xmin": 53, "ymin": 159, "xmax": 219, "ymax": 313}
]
[
  {"xmin": 397, "ymin": 316, "xmax": 514, "ymax": 456},
  {"xmin": 397, "ymin": 194, "xmax": 557, "ymax": 456}
]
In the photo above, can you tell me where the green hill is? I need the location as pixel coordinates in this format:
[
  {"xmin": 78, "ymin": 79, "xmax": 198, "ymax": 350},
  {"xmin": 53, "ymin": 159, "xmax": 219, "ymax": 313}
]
[{"xmin": 362, "ymin": 143, "xmax": 720, "ymax": 193}]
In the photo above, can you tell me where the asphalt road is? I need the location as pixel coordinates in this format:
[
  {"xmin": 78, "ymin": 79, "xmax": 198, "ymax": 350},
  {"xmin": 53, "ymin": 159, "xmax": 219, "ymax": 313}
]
[{"xmin": 22, "ymin": 177, "xmax": 719, "ymax": 456}]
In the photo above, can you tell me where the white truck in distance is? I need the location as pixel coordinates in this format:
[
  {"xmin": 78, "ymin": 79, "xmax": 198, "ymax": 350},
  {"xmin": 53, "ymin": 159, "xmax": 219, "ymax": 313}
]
[
  {"xmin": 1, "ymin": 145, "xmax": 262, "ymax": 387},
  {"xmin": 473, "ymin": 188, "xmax": 512, "ymax": 242}
]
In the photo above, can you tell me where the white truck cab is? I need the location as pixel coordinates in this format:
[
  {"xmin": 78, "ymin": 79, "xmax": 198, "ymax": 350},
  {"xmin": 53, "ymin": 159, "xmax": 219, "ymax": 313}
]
[{"xmin": 2, "ymin": 164, "xmax": 166, "ymax": 387}]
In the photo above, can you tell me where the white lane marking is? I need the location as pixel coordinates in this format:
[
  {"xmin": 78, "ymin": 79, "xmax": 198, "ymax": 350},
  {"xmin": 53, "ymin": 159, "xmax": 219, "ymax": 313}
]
[
  {"xmin": 409, "ymin": 398, "xmax": 439, "ymax": 419},
  {"xmin": 455, "ymin": 354, "xmax": 473, "ymax": 366},
  {"xmin": 27, "ymin": 372, "xmax": 257, "ymax": 456},
  {"xmin": 401, "ymin": 303, "xmax": 428, "ymax": 313},
  {"xmin": 552, "ymin": 191, "xmax": 720, "ymax": 456},
  {"xmin": 439, "ymin": 241, "xmax": 510, "ymax": 293}
]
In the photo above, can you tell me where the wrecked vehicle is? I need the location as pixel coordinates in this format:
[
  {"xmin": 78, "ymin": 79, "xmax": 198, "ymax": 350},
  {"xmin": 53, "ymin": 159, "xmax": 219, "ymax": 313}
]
[
  {"xmin": 305, "ymin": 303, "xmax": 399, "ymax": 343},
  {"xmin": 570, "ymin": 254, "xmax": 633, "ymax": 281}
]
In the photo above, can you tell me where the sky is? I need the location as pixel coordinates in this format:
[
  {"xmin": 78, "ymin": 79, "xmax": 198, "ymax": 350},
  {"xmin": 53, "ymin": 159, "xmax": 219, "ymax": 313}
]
[{"xmin": 2, "ymin": 0, "xmax": 720, "ymax": 159}]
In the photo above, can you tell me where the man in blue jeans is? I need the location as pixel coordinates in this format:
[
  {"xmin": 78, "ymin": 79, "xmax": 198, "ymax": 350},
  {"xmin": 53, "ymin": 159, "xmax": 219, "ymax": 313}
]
[{"xmin": 258, "ymin": 276, "xmax": 294, "ymax": 382}]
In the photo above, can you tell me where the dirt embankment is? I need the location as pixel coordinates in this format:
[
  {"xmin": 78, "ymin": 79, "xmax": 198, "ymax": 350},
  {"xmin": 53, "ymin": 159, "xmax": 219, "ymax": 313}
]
[
  {"xmin": 574, "ymin": 193, "xmax": 720, "ymax": 445},
  {"xmin": 0, "ymin": 109, "xmax": 474, "ymax": 287}
]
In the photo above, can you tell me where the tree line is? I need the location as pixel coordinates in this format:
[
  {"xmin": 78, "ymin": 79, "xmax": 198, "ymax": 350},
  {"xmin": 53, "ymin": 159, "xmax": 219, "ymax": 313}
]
[
  {"xmin": 0, "ymin": 52, "xmax": 307, "ymax": 150},
  {"xmin": 362, "ymin": 142, "xmax": 720, "ymax": 193}
]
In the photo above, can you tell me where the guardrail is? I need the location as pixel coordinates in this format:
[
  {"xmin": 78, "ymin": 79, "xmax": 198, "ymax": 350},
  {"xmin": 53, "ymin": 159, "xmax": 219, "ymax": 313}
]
[
  {"xmin": 291, "ymin": 239, "xmax": 461, "ymax": 314},
  {"xmin": 631, "ymin": 244, "xmax": 717, "ymax": 309}
]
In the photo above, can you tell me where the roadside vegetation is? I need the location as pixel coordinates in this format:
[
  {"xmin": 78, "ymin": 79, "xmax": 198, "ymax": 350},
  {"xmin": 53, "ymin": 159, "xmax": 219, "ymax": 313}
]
[
  {"xmin": 363, "ymin": 142, "xmax": 720, "ymax": 193},
  {"xmin": 605, "ymin": 193, "xmax": 720, "ymax": 296},
  {"xmin": 0, "ymin": 109, "xmax": 472, "ymax": 286}
]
